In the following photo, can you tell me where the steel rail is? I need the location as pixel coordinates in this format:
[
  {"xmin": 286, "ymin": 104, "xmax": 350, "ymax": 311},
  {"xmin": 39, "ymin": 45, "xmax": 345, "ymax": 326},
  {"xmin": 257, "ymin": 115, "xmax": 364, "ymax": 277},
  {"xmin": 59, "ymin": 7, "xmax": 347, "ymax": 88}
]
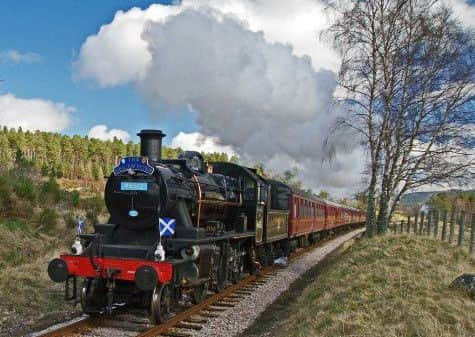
[{"xmin": 36, "ymin": 317, "xmax": 98, "ymax": 337}]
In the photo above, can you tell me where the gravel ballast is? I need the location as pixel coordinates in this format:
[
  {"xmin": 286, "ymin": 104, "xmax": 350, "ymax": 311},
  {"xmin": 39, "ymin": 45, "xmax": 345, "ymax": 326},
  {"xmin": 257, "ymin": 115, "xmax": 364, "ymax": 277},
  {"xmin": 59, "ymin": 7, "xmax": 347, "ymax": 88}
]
[{"xmin": 194, "ymin": 228, "xmax": 365, "ymax": 337}]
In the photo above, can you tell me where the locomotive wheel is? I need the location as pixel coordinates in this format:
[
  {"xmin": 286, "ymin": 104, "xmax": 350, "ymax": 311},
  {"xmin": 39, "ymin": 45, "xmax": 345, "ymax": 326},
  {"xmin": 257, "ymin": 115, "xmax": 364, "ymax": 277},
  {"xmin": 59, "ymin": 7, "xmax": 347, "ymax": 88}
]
[
  {"xmin": 81, "ymin": 278, "xmax": 105, "ymax": 315},
  {"xmin": 192, "ymin": 282, "xmax": 208, "ymax": 304},
  {"xmin": 150, "ymin": 284, "xmax": 172, "ymax": 324}
]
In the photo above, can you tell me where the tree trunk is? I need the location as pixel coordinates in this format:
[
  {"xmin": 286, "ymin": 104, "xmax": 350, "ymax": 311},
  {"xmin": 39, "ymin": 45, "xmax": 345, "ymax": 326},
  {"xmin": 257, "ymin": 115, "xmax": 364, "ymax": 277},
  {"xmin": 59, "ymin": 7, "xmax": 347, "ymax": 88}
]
[{"xmin": 366, "ymin": 170, "xmax": 378, "ymax": 237}]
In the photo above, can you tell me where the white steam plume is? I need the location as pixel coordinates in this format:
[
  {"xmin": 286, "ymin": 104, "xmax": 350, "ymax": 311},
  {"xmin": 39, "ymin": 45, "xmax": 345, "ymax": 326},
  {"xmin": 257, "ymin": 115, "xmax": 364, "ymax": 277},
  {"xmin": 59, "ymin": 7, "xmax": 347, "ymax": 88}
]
[{"xmin": 75, "ymin": 3, "xmax": 365, "ymax": 196}]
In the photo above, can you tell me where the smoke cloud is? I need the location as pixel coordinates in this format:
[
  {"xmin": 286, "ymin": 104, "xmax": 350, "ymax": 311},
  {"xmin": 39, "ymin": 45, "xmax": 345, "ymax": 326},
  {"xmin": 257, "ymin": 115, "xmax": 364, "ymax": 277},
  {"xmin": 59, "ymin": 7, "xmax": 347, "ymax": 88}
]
[{"xmin": 75, "ymin": 2, "xmax": 366, "ymax": 196}]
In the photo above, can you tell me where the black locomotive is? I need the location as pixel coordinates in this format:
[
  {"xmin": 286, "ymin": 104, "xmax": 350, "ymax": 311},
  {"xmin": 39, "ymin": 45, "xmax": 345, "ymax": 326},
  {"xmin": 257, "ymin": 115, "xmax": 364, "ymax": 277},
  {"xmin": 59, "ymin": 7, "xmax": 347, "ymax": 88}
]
[{"xmin": 48, "ymin": 128, "xmax": 365, "ymax": 323}]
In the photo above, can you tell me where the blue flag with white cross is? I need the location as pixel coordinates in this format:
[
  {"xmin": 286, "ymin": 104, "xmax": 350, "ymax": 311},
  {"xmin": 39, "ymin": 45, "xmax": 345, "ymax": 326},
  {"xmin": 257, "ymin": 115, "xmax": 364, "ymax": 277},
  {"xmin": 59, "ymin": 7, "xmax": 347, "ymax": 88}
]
[{"xmin": 158, "ymin": 217, "xmax": 176, "ymax": 237}]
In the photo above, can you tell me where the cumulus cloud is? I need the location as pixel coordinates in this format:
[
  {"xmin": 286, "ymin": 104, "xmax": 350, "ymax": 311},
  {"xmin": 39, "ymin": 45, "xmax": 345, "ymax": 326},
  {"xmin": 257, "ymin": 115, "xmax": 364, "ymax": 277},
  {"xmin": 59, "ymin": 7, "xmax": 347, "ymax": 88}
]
[
  {"xmin": 0, "ymin": 50, "xmax": 41, "ymax": 64},
  {"xmin": 74, "ymin": 2, "xmax": 367, "ymax": 196},
  {"xmin": 171, "ymin": 132, "xmax": 235, "ymax": 155},
  {"xmin": 73, "ymin": 0, "xmax": 338, "ymax": 87},
  {"xmin": 445, "ymin": 0, "xmax": 475, "ymax": 28},
  {"xmin": 73, "ymin": 5, "xmax": 181, "ymax": 86},
  {"xmin": 0, "ymin": 93, "xmax": 73, "ymax": 132},
  {"xmin": 88, "ymin": 124, "xmax": 131, "ymax": 142}
]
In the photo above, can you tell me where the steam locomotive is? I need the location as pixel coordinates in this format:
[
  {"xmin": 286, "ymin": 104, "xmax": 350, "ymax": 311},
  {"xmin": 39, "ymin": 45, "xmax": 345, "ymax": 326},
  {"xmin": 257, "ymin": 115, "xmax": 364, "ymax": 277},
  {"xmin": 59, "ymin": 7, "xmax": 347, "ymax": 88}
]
[{"xmin": 48, "ymin": 129, "xmax": 365, "ymax": 323}]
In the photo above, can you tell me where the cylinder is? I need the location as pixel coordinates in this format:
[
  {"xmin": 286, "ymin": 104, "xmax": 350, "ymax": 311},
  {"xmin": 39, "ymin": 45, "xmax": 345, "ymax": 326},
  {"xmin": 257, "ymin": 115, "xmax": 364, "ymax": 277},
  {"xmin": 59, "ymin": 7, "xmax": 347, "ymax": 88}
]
[{"xmin": 137, "ymin": 129, "xmax": 166, "ymax": 162}]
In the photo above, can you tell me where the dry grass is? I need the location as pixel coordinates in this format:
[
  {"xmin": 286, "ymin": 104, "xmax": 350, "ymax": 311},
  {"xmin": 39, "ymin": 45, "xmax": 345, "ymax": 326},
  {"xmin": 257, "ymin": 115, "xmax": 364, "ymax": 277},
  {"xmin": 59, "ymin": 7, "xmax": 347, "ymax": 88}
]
[
  {"xmin": 393, "ymin": 215, "xmax": 475, "ymax": 254},
  {"xmin": 279, "ymin": 235, "xmax": 475, "ymax": 337},
  {"xmin": 0, "ymin": 225, "xmax": 79, "ymax": 336}
]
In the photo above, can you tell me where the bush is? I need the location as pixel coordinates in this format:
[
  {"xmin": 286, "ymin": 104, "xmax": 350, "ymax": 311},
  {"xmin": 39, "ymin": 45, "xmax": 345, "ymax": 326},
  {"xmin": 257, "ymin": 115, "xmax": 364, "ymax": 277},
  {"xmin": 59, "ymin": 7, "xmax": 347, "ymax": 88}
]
[
  {"xmin": 81, "ymin": 196, "xmax": 105, "ymax": 224},
  {"xmin": 41, "ymin": 177, "xmax": 61, "ymax": 203},
  {"xmin": 0, "ymin": 175, "xmax": 13, "ymax": 210},
  {"xmin": 37, "ymin": 208, "xmax": 58, "ymax": 232},
  {"xmin": 63, "ymin": 213, "xmax": 76, "ymax": 229},
  {"xmin": 14, "ymin": 176, "xmax": 37, "ymax": 202},
  {"xmin": 71, "ymin": 190, "xmax": 80, "ymax": 207}
]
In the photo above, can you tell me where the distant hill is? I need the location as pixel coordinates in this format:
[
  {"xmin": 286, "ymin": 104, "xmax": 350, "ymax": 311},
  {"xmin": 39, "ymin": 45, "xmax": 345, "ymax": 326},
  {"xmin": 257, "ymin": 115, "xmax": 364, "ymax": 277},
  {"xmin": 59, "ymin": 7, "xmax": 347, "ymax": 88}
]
[{"xmin": 400, "ymin": 189, "xmax": 475, "ymax": 207}]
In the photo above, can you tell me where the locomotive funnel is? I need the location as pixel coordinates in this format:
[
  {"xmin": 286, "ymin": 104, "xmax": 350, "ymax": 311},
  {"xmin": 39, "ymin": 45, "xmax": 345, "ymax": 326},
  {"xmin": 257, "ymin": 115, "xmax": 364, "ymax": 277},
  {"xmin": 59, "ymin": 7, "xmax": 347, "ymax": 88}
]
[{"xmin": 137, "ymin": 129, "xmax": 166, "ymax": 162}]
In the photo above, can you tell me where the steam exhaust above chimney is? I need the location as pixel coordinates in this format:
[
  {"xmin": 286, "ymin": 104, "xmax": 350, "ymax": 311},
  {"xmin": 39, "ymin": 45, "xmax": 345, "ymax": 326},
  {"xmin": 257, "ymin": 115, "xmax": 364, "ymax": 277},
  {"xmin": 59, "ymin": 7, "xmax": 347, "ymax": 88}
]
[{"xmin": 137, "ymin": 129, "xmax": 166, "ymax": 162}]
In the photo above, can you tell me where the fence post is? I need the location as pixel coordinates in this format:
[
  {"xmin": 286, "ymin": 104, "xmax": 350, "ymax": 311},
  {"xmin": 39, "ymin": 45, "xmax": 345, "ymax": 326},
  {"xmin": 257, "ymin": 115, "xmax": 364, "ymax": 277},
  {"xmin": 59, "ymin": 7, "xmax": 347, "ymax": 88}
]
[
  {"xmin": 400, "ymin": 220, "xmax": 404, "ymax": 233},
  {"xmin": 419, "ymin": 211, "xmax": 425, "ymax": 235},
  {"xmin": 433, "ymin": 209, "xmax": 439, "ymax": 238},
  {"xmin": 470, "ymin": 214, "xmax": 475, "ymax": 255},
  {"xmin": 458, "ymin": 211, "xmax": 466, "ymax": 247},
  {"xmin": 406, "ymin": 215, "xmax": 411, "ymax": 233},
  {"xmin": 427, "ymin": 211, "xmax": 432, "ymax": 236},
  {"xmin": 441, "ymin": 210, "xmax": 448, "ymax": 241},
  {"xmin": 449, "ymin": 208, "xmax": 456, "ymax": 244},
  {"xmin": 414, "ymin": 213, "xmax": 419, "ymax": 234}
]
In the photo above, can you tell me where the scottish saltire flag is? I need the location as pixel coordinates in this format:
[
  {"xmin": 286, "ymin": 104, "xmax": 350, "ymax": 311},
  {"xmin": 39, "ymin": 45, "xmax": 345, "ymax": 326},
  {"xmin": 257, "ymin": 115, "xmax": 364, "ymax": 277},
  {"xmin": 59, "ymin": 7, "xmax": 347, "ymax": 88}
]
[
  {"xmin": 77, "ymin": 218, "xmax": 84, "ymax": 235},
  {"xmin": 159, "ymin": 217, "xmax": 176, "ymax": 237}
]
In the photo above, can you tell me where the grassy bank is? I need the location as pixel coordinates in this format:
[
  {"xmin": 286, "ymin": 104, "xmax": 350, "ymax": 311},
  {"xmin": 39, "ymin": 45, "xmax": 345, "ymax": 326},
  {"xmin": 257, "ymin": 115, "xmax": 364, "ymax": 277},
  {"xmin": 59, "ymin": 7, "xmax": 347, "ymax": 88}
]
[
  {"xmin": 0, "ymin": 164, "xmax": 107, "ymax": 336},
  {"xmin": 278, "ymin": 235, "xmax": 475, "ymax": 337}
]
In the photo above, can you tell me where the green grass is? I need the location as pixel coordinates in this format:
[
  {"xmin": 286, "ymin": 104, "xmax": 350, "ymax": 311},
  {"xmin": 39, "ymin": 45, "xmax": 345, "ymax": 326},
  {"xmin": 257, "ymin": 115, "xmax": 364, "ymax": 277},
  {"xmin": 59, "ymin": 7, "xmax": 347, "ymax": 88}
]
[
  {"xmin": 392, "ymin": 216, "xmax": 475, "ymax": 254},
  {"xmin": 2, "ymin": 219, "xmax": 28, "ymax": 231},
  {"xmin": 278, "ymin": 235, "xmax": 475, "ymax": 337}
]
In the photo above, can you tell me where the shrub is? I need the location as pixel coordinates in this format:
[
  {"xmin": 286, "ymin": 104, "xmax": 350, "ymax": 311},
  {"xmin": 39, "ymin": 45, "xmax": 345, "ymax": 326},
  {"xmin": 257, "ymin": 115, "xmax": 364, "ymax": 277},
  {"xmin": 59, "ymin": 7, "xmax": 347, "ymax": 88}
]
[
  {"xmin": 71, "ymin": 190, "xmax": 80, "ymax": 207},
  {"xmin": 14, "ymin": 176, "xmax": 37, "ymax": 202},
  {"xmin": 41, "ymin": 177, "xmax": 61, "ymax": 203},
  {"xmin": 63, "ymin": 213, "xmax": 76, "ymax": 228},
  {"xmin": 37, "ymin": 208, "xmax": 58, "ymax": 232},
  {"xmin": 82, "ymin": 196, "xmax": 105, "ymax": 224},
  {"xmin": 0, "ymin": 175, "xmax": 13, "ymax": 210}
]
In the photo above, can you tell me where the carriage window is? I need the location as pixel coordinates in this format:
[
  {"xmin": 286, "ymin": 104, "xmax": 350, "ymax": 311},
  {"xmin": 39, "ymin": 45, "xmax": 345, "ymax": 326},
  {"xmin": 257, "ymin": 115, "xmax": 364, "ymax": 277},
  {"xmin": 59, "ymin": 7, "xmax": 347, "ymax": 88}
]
[{"xmin": 243, "ymin": 177, "xmax": 256, "ymax": 200}]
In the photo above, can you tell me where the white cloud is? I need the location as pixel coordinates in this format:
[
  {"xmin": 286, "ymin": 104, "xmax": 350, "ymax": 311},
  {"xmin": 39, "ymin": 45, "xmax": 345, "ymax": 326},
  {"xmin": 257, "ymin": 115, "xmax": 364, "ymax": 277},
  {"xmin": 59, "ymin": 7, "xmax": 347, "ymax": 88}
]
[
  {"xmin": 73, "ymin": 5, "xmax": 181, "ymax": 86},
  {"xmin": 88, "ymin": 124, "xmax": 130, "ymax": 142},
  {"xmin": 0, "ymin": 93, "xmax": 73, "ymax": 132},
  {"xmin": 73, "ymin": 0, "xmax": 338, "ymax": 87},
  {"xmin": 0, "ymin": 50, "xmax": 41, "ymax": 63},
  {"xmin": 171, "ymin": 131, "xmax": 235, "ymax": 155},
  {"xmin": 445, "ymin": 0, "xmax": 475, "ymax": 28}
]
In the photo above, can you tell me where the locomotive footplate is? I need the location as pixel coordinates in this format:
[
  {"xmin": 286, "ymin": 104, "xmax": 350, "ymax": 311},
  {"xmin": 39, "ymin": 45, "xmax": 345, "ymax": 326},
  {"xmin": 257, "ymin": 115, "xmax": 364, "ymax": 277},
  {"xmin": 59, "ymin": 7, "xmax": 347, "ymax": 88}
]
[
  {"xmin": 229, "ymin": 230, "xmax": 256, "ymax": 240},
  {"xmin": 165, "ymin": 230, "xmax": 254, "ymax": 251}
]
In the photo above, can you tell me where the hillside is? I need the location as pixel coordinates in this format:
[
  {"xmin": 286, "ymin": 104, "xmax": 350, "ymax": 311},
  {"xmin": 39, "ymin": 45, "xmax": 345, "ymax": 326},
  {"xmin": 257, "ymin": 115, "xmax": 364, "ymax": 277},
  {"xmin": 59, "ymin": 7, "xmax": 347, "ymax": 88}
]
[
  {"xmin": 400, "ymin": 190, "xmax": 475, "ymax": 207},
  {"xmin": 0, "ymin": 161, "xmax": 109, "ymax": 336},
  {"xmin": 275, "ymin": 235, "xmax": 475, "ymax": 337},
  {"xmin": 0, "ymin": 127, "xmax": 236, "ymax": 183}
]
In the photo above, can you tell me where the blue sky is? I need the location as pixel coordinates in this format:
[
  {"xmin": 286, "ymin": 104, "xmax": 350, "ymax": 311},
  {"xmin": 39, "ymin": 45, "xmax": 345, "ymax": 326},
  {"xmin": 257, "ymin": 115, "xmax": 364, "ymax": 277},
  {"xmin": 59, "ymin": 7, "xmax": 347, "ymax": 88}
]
[
  {"xmin": 0, "ymin": 0, "xmax": 194, "ymax": 144},
  {"xmin": 1, "ymin": 0, "xmax": 474, "ymax": 196}
]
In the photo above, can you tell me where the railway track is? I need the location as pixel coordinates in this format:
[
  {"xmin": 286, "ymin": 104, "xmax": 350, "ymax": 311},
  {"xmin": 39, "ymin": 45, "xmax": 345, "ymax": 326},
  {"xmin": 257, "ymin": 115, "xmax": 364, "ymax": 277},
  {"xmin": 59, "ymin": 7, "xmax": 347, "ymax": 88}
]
[{"xmin": 35, "ymin": 227, "xmax": 364, "ymax": 337}]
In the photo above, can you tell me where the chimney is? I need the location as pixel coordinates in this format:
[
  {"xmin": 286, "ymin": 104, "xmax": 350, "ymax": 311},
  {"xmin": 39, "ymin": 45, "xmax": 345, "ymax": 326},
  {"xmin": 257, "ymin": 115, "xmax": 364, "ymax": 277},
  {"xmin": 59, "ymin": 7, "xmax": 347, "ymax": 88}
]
[{"xmin": 137, "ymin": 129, "xmax": 166, "ymax": 162}]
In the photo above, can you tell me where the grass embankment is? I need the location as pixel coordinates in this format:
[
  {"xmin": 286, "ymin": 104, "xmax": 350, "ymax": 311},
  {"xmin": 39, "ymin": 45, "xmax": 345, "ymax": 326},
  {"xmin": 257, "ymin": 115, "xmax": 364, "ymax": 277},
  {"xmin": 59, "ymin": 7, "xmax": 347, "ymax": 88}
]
[
  {"xmin": 0, "ymin": 165, "xmax": 108, "ymax": 336},
  {"xmin": 279, "ymin": 235, "xmax": 475, "ymax": 337}
]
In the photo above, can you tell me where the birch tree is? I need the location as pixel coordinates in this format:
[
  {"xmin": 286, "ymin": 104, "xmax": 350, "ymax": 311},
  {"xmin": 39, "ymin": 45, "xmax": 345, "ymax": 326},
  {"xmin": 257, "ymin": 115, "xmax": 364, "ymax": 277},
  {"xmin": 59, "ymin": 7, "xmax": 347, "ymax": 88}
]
[{"xmin": 326, "ymin": 0, "xmax": 475, "ymax": 235}]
